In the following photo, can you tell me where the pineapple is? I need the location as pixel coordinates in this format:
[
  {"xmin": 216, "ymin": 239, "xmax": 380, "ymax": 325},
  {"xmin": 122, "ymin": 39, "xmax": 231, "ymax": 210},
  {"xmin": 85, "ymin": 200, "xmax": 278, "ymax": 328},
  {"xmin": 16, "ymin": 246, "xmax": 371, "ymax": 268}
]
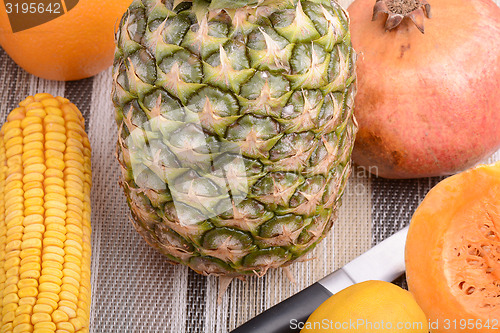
[{"xmin": 112, "ymin": 0, "xmax": 357, "ymax": 279}]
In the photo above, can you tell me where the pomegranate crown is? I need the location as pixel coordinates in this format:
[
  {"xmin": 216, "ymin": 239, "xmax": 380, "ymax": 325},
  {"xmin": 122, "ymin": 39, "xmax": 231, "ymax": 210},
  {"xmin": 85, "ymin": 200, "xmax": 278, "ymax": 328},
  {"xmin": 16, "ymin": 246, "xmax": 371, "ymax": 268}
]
[{"xmin": 372, "ymin": 0, "xmax": 431, "ymax": 33}]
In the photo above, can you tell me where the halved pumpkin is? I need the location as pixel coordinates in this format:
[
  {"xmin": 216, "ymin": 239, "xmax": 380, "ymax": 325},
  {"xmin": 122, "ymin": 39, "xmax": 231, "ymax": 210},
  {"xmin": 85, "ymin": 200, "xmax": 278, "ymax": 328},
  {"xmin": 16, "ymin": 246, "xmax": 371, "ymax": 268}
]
[{"xmin": 406, "ymin": 162, "xmax": 500, "ymax": 333}]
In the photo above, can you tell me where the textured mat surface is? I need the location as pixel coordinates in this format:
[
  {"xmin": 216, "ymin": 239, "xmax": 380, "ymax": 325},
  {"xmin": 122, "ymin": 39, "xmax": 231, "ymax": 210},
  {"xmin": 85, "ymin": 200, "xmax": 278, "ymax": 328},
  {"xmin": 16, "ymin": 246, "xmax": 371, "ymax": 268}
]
[{"xmin": 1, "ymin": 0, "xmax": 499, "ymax": 330}]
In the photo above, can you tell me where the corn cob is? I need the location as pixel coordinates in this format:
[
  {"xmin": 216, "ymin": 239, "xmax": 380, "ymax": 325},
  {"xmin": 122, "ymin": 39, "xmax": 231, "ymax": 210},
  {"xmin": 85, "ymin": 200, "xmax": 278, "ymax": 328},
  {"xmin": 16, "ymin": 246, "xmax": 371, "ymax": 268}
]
[{"xmin": 0, "ymin": 93, "xmax": 92, "ymax": 333}]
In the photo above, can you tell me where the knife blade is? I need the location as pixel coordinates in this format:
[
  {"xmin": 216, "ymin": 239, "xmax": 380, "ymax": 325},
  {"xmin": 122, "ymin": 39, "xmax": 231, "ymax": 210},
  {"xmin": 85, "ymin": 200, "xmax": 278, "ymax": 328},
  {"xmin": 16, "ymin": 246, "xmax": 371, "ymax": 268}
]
[{"xmin": 230, "ymin": 226, "xmax": 409, "ymax": 333}]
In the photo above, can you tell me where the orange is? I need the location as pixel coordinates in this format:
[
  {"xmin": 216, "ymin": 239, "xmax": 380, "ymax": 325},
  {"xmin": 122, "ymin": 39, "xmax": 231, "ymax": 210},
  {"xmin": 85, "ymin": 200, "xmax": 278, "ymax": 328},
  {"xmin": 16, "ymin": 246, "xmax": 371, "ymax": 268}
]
[{"xmin": 0, "ymin": 0, "xmax": 132, "ymax": 81}]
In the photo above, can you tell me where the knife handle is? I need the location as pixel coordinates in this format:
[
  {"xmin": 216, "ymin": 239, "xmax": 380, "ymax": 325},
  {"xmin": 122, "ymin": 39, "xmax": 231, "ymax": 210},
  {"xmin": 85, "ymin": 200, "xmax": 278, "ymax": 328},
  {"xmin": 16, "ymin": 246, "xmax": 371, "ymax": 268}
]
[{"xmin": 230, "ymin": 282, "xmax": 333, "ymax": 333}]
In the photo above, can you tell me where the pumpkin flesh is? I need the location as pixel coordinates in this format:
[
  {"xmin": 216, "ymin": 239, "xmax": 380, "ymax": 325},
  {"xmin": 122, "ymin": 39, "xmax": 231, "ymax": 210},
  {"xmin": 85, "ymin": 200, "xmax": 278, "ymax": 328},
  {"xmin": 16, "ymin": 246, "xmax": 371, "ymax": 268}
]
[{"xmin": 406, "ymin": 163, "xmax": 500, "ymax": 332}]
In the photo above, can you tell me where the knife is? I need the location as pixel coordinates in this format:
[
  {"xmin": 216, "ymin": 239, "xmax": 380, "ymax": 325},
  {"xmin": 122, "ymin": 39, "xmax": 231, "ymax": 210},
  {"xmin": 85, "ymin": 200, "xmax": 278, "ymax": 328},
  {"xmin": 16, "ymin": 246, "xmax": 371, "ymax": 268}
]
[{"xmin": 230, "ymin": 226, "xmax": 409, "ymax": 333}]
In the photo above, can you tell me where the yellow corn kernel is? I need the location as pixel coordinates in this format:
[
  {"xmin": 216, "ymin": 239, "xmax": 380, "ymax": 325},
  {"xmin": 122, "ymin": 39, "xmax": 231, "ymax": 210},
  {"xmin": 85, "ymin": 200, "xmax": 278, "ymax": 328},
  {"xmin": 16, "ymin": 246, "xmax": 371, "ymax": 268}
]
[
  {"xmin": 44, "ymin": 224, "xmax": 66, "ymax": 234},
  {"xmin": 31, "ymin": 312, "xmax": 52, "ymax": 325},
  {"xmin": 6, "ymin": 206, "xmax": 23, "ymax": 219},
  {"xmin": 45, "ymin": 208, "xmax": 67, "ymax": 220},
  {"xmin": 20, "ymin": 256, "xmax": 41, "ymax": 267},
  {"xmin": 21, "ymin": 238, "xmax": 42, "ymax": 250},
  {"xmin": 63, "ymin": 263, "xmax": 81, "ymax": 275},
  {"xmin": 6, "ymin": 224, "xmax": 22, "ymax": 236},
  {"xmin": 20, "ymin": 269, "xmax": 41, "ymax": 280},
  {"xmin": 41, "ymin": 267, "xmax": 63, "ymax": 279},
  {"xmin": 56, "ymin": 321, "xmax": 75, "ymax": 332},
  {"xmin": 4, "ymin": 250, "xmax": 22, "ymax": 261},
  {"xmin": 44, "ymin": 193, "xmax": 66, "ymax": 203},
  {"xmin": 41, "ymin": 261, "xmax": 63, "ymax": 271},
  {"xmin": 4, "ymin": 283, "xmax": 18, "ymax": 295},
  {"xmin": 4, "ymin": 127, "xmax": 22, "ymax": 142},
  {"xmin": 65, "ymin": 167, "xmax": 85, "ymax": 181},
  {"xmin": 24, "ymin": 224, "xmax": 45, "ymax": 234},
  {"xmin": 17, "ymin": 278, "xmax": 37, "ymax": 288},
  {"xmin": 5, "ymin": 179, "xmax": 22, "ymax": 191},
  {"xmin": 24, "ymin": 206, "xmax": 45, "ymax": 216},
  {"xmin": 42, "ymin": 254, "xmax": 65, "ymax": 265},
  {"xmin": 45, "ymin": 169, "xmax": 64, "ymax": 179},
  {"xmin": 6, "ymin": 217, "xmax": 23, "ymax": 230},
  {"xmin": 24, "ymin": 197, "xmax": 44, "ymax": 207},
  {"xmin": 42, "ymin": 231, "xmax": 66, "ymax": 242},
  {"xmin": 24, "ymin": 187, "xmax": 44, "ymax": 199},
  {"xmin": 20, "ymin": 250, "xmax": 41, "ymax": 263},
  {"xmin": 40, "ymin": 97, "xmax": 60, "ymax": 108},
  {"xmin": 13, "ymin": 313, "xmax": 31, "ymax": 326},
  {"xmin": 23, "ymin": 141, "xmax": 44, "ymax": 152},
  {"xmin": 60, "ymin": 284, "xmax": 79, "ymax": 296},
  {"xmin": 33, "ymin": 304, "xmax": 53, "ymax": 314},
  {"xmin": 44, "ymin": 176, "xmax": 64, "ymax": 187},
  {"xmin": 39, "ymin": 275, "xmax": 62, "ymax": 286},
  {"xmin": 44, "ymin": 246, "xmax": 66, "ymax": 257},
  {"xmin": 14, "ymin": 304, "xmax": 32, "ymax": 316},
  {"xmin": 6, "ymin": 164, "xmax": 22, "ymax": 176},
  {"xmin": 3, "ymin": 256, "xmax": 20, "ymax": 270},
  {"xmin": 44, "ymin": 201, "xmax": 67, "ymax": 211},
  {"xmin": 44, "ymin": 149, "xmax": 64, "ymax": 161},
  {"xmin": 23, "ymin": 132, "xmax": 44, "ymax": 145},
  {"xmin": 6, "ymin": 144, "xmax": 23, "ymax": 158},
  {"xmin": 3, "ymin": 292, "xmax": 20, "ymax": 305},
  {"xmin": 45, "ymin": 132, "xmax": 66, "ymax": 143},
  {"xmin": 51, "ymin": 309, "xmax": 69, "ymax": 323},
  {"xmin": 3, "ymin": 302, "xmax": 17, "ymax": 314},
  {"xmin": 59, "ymin": 291, "xmax": 78, "ymax": 304},
  {"xmin": 45, "ymin": 141, "xmax": 66, "ymax": 153},
  {"xmin": 62, "ymin": 277, "xmax": 79, "ymax": 289},
  {"xmin": 23, "ymin": 214, "xmax": 44, "ymax": 226},
  {"xmin": 22, "ymin": 232, "xmax": 43, "ymax": 242},
  {"xmin": 5, "ymin": 267, "xmax": 19, "ymax": 285},
  {"xmin": 43, "ymin": 109, "xmax": 64, "ymax": 120},
  {"xmin": 0, "ymin": 94, "xmax": 91, "ymax": 333},
  {"xmin": 18, "ymin": 286, "xmax": 39, "ymax": 298},
  {"xmin": 69, "ymin": 318, "xmax": 84, "ymax": 331},
  {"xmin": 45, "ymin": 123, "xmax": 66, "ymax": 134},
  {"xmin": 23, "ymin": 157, "xmax": 44, "ymax": 169},
  {"xmin": 2, "ymin": 310, "xmax": 15, "ymax": 324},
  {"xmin": 42, "ymin": 236, "xmax": 64, "ymax": 248},
  {"xmin": 63, "ymin": 234, "xmax": 81, "ymax": 245},
  {"xmin": 25, "ymin": 106, "xmax": 46, "ymax": 116},
  {"xmin": 39, "ymin": 282, "xmax": 61, "ymax": 294},
  {"xmin": 23, "ymin": 172, "xmax": 44, "ymax": 183},
  {"xmin": 1, "ymin": 323, "xmax": 13, "ymax": 333},
  {"xmin": 63, "ymin": 153, "xmax": 84, "ymax": 165},
  {"xmin": 5, "ymin": 187, "xmax": 24, "ymax": 203},
  {"xmin": 18, "ymin": 296, "xmax": 36, "ymax": 307},
  {"xmin": 5, "ymin": 231, "xmax": 22, "ymax": 243},
  {"xmin": 35, "ymin": 298, "xmax": 58, "ymax": 311},
  {"xmin": 64, "ymin": 247, "xmax": 82, "ymax": 259},
  {"xmin": 13, "ymin": 323, "xmax": 33, "ymax": 333},
  {"xmin": 5, "ymin": 137, "xmax": 22, "ymax": 151},
  {"xmin": 33, "ymin": 325, "xmax": 56, "ymax": 333},
  {"xmin": 44, "ymin": 215, "xmax": 65, "ymax": 225},
  {"xmin": 21, "ymin": 148, "xmax": 43, "ymax": 161},
  {"xmin": 57, "ymin": 304, "xmax": 77, "ymax": 319}
]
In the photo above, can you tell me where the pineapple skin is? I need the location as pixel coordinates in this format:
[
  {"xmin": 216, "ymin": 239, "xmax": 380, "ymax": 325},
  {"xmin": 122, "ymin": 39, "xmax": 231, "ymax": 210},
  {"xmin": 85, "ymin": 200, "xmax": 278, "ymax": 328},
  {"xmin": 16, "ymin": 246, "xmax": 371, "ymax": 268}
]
[{"xmin": 112, "ymin": 0, "xmax": 357, "ymax": 277}]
